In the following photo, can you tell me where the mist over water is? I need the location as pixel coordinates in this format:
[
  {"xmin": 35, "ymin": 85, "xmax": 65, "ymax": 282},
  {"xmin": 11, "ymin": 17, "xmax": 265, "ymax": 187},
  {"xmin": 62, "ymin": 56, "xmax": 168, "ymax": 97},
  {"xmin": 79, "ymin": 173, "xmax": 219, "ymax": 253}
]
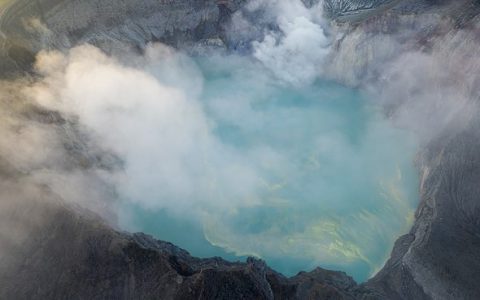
[
  {"xmin": 114, "ymin": 53, "xmax": 418, "ymax": 282},
  {"xmin": 21, "ymin": 0, "xmax": 420, "ymax": 283}
]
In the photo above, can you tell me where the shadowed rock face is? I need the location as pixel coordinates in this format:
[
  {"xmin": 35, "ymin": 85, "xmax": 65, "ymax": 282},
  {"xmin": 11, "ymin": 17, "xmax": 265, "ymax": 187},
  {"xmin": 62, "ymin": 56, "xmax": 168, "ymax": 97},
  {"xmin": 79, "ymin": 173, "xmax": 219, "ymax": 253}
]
[
  {"xmin": 0, "ymin": 190, "xmax": 365, "ymax": 300},
  {"xmin": 1, "ymin": 0, "xmax": 480, "ymax": 299}
]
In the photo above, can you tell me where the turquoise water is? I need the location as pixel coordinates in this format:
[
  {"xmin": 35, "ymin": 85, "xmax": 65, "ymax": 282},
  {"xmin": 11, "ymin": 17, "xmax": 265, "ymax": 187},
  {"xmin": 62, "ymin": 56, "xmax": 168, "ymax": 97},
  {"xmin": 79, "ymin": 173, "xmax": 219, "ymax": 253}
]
[{"xmin": 118, "ymin": 56, "xmax": 418, "ymax": 283}]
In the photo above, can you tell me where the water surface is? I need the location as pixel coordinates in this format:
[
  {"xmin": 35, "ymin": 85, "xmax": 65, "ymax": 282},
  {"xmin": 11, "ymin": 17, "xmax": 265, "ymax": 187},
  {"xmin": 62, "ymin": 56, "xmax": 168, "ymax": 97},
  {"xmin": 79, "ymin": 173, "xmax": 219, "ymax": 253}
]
[{"xmin": 118, "ymin": 56, "xmax": 418, "ymax": 283}]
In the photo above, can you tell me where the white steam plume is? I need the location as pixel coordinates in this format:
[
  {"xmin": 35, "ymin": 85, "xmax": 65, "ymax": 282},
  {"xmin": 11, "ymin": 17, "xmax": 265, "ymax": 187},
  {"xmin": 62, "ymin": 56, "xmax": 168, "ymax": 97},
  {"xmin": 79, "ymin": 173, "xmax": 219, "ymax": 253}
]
[{"xmin": 232, "ymin": 0, "xmax": 331, "ymax": 86}]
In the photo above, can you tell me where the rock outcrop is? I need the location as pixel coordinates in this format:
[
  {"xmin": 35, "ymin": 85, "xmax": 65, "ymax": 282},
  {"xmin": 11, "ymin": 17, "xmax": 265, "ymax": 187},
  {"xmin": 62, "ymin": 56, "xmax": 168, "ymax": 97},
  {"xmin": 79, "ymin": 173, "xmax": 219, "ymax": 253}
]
[
  {"xmin": 0, "ymin": 190, "xmax": 366, "ymax": 299},
  {"xmin": 0, "ymin": 0, "xmax": 247, "ymax": 76},
  {"xmin": 326, "ymin": 1, "xmax": 480, "ymax": 299}
]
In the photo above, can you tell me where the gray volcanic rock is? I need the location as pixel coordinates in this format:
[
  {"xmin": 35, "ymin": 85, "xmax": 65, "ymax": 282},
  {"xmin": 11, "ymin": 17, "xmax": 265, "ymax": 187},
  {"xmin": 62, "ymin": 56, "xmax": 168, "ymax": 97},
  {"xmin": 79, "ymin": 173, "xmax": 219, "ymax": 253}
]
[
  {"xmin": 0, "ymin": 0, "xmax": 246, "ymax": 76},
  {"xmin": 323, "ymin": 0, "xmax": 399, "ymax": 18},
  {"xmin": 0, "ymin": 191, "xmax": 365, "ymax": 299},
  {"xmin": 365, "ymin": 117, "xmax": 480, "ymax": 300},
  {"xmin": 326, "ymin": 1, "xmax": 480, "ymax": 299}
]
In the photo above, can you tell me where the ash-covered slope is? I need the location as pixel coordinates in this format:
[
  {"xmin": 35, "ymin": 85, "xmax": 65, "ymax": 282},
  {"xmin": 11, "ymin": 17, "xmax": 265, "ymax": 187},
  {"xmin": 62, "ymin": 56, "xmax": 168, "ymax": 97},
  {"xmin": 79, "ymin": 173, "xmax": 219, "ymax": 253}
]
[
  {"xmin": 0, "ymin": 0, "xmax": 246, "ymax": 76},
  {"xmin": 324, "ymin": 0, "xmax": 399, "ymax": 18},
  {"xmin": 367, "ymin": 122, "xmax": 480, "ymax": 300},
  {"xmin": 1, "ymin": 0, "xmax": 480, "ymax": 299},
  {"xmin": 327, "ymin": 1, "xmax": 480, "ymax": 299}
]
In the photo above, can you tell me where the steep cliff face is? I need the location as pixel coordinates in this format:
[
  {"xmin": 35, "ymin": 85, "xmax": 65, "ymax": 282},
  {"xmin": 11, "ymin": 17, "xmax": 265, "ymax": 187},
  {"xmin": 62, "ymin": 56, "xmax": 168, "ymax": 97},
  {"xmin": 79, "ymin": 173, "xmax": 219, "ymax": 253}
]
[
  {"xmin": 366, "ymin": 119, "xmax": 480, "ymax": 300},
  {"xmin": 327, "ymin": 1, "xmax": 480, "ymax": 299},
  {"xmin": 0, "ymin": 0, "xmax": 246, "ymax": 75},
  {"xmin": 324, "ymin": 0, "xmax": 399, "ymax": 18},
  {"xmin": 0, "ymin": 0, "xmax": 480, "ymax": 299}
]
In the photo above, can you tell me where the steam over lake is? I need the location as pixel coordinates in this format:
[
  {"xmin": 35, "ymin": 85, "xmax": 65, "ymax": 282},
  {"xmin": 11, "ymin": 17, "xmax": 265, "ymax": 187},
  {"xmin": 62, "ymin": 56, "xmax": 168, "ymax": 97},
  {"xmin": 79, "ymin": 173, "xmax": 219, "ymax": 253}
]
[{"xmin": 117, "ymin": 55, "xmax": 419, "ymax": 282}]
